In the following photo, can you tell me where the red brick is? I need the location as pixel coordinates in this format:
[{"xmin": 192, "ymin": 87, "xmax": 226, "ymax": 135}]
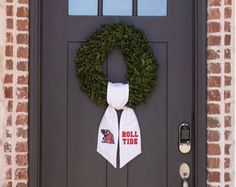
[
  {"xmin": 224, "ymin": 7, "xmax": 232, "ymax": 18},
  {"xmin": 208, "ymin": 103, "xmax": 220, "ymax": 114},
  {"xmin": 4, "ymin": 74, "xmax": 13, "ymax": 84},
  {"xmin": 208, "ymin": 35, "xmax": 221, "ymax": 46},
  {"xmin": 225, "ymin": 0, "xmax": 232, "ymax": 4},
  {"xmin": 16, "ymin": 127, "xmax": 28, "ymax": 138},
  {"xmin": 224, "ymin": 62, "xmax": 231, "ymax": 73},
  {"xmin": 16, "ymin": 87, "xmax": 28, "ymax": 99},
  {"xmin": 208, "ymin": 172, "xmax": 220, "ymax": 182},
  {"xmin": 6, "ymin": 6, "xmax": 13, "ymax": 16},
  {"xmin": 15, "ymin": 142, "xmax": 28, "ymax": 152},
  {"xmin": 16, "ymin": 102, "xmax": 28, "ymax": 112},
  {"xmin": 224, "ymin": 158, "xmax": 230, "ymax": 168},
  {"xmin": 17, "ymin": 19, "xmax": 28, "ymax": 31},
  {"xmin": 6, "ymin": 101, "xmax": 12, "ymax": 112},
  {"xmin": 225, "ymin": 130, "xmax": 231, "ymax": 140},
  {"xmin": 5, "ymin": 45, "xmax": 13, "ymax": 56},
  {"xmin": 209, "ymin": 0, "xmax": 221, "ymax": 6},
  {"xmin": 16, "ymin": 183, "xmax": 28, "ymax": 187},
  {"xmin": 16, "ymin": 154, "xmax": 28, "ymax": 166},
  {"xmin": 17, "ymin": 47, "xmax": 28, "ymax": 58},
  {"xmin": 225, "ymin": 172, "xmax": 231, "ymax": 182},
  {"xmin": 6, "ymin": 32, "xmax": 13, "ymax": 43},
  {"xmin": 6, "ymin": 168, "xmax": 12, "ymax": 180},
  {"xmin": 224, "ymin": 90, "xmax": 230, "ymax": 99},
  {"xmin": 4, "ymin": 87, "xmax": 13, "ymax": 98},
  {"xmin": 5, "ymin": 155, "xmax": 12, "ymax": 165},
  {"xmin": 7, "ymin": 100, "xmax": 13, "ymax": 112},
  {"xmin": 208, "ymin": 8, "xmax": 221, "ymax": 20},
  {"xmin": 208, "ymin": 63, "xmax": 221, "ymax": 74},
  {"xmin": 208, "ymin": 158, "xmax": 220, "ymax": 168},
  {"xmin": 4, "ymin": 142, "xmax": 12, "ymax": 153},
  {"xmin": 18, "ymin": 0, "xmax": 29, "ymax": 4},
  {"xmin": 6, "ymin": 60, "xmax": 13, "ymax": 70},
  {"xmin": 17, "ymin": 6, "xmax": 29, "ymax": 17},
  {"xmin": 6, "ymin": 18, "xmax": 13, "ymax": 29},
  {"xmin": 208, "ymin": 49, "xmax": 220, "ymax": 60},
  {"xmin": 3, "ymin": 182, "xmax": 12, "ymax": 187},
  {"xmin": 224, "ymin": 35, "xmax": 231, "ymax": 45},
  {"xmin": 225, "ymin": 144, "xmax": 231, "ymax": 154},
  {"xmin": 208, "ymin": 117, "xmax": 220, "ymax": 128},
  {"xmin": 6, "ymin": 129, "xmax": 12, "ymax": 138},
  {"xmin": 17, "ymin": 61, "xmax": 28, "ymax": 71},
  {"xmin": 6, "ymin": 115, "xmax": 12, "ymax": 126},
  {"xmin": 15, "ymin": 168, "xmax": 28, "ymax": 180},
  {"xmin": 224, "ymin": 76, "xmax": 232, "ymax": 86},
  {"xmin": 17, "ymin": 33, "xmax": 28, "ymax": 44},
  {"xmin": 208, "ymin": 90, "xmax": 220, "ymax": 101},
  {"xmin": 224, "ymin": 21, "xmax": 231, "ymax": 32},
  {"xmin": 208, "ymin": 130, "xmax": 220, "ymax": 141},
  {"xmin": 16, "ymin": 114, "xmax": 28, "ymax": 126},
  {"xmin": 225, "ymin": 103, "xmax": 230, "ymax": 113},
  {"xmin": 208, "ymin": 144, "xmax": 221, "ymax": 155},
  {"xmin": 224, "ymin": 116, "xmax": 231, "ymax": 127},
  {"xmin": 208, "ymin": 22, "xmax": 221, "ymax": 33},
  {"xmin": 208, "ymin": 76, "xmax": 221, "ymax": 87},
  {"xmin": 224, "ymin": 49, "xmax": 231, "ymax": 59},
  {"xmin": 17, "ymin": 75, "xmax": 28, "ymax": 84}
]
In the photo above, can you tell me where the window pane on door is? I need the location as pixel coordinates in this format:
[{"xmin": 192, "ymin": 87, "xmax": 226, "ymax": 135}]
[
  {"xmin": 138, "ymin": 0, "xmax": 167, "ymax": 16},
  {"xmin": 68, "ymin": 0, "xmax": 98, "ymax": 15},
  {"xmin": 103, "ymin": 0, "xmax": 132, "ymax": 16}
]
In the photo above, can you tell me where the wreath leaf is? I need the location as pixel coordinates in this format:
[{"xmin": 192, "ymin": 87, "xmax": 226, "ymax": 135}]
[{"xmin": 75, "ymin": 23, "xmax": 158, "ymax": 107}]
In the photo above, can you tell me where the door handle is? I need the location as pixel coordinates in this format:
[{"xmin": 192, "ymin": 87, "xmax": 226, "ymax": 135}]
[
  {"xmin": 179, "ymin": 163, "xmax": 190, "ymax": 187},
  {"xmin": 183, "ymin": 179, "xmax": 189, "ymax": 187}
]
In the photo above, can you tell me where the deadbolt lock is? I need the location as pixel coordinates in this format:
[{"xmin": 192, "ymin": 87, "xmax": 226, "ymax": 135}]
[
  {"xmin": 179, "ymin": 163, "xmax": 190, "ymax": 179},
  {"xmin": 179, "ymin": 123, "xmax": 191, "ymax": 154}
]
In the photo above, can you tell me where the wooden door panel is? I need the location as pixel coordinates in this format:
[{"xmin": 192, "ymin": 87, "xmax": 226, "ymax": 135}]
[
  {"xmin": 65, "ymin": 17, "xmax": 169, "ymax": 42},
  {"xmin": 68, "ymin": 42, "xmax": 106, "ymax": 187},
  {"xmin": 41, "ymin": 41, "xmax": 68, "ymax": 187},
  {"xmin": 130, "ymin": 43, "xmax": 167, "ymax": 187}
]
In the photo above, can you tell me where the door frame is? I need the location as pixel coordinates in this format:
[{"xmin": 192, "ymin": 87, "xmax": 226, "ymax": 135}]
[{"xmin": 29, "ymin": 0, "xmax": 207, "ymax": 186}]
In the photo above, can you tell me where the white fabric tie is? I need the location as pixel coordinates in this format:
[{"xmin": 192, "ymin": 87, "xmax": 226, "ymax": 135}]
[{"xmin": 97, "ymin": 82, "xmax": 141, "ymax": 168}]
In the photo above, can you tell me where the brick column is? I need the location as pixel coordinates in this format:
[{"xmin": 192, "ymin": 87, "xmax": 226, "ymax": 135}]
[
  {"xmin": 1, "ymin": 0, "xmax": 29, "ymax": 186},
  {"xmin": 207, "ymin": 0, "xmax": 234, "ymax": 186}
]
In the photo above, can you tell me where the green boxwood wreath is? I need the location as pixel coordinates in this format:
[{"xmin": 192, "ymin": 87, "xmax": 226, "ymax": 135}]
[{"xmin": 75, "ymin": 23, "xmax": 158, "ymax": 107}]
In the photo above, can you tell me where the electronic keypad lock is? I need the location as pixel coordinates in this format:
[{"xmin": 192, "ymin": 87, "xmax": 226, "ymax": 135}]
[{"xmin": 179, "ymin": 123, "xmax": 191, "ymax": 154}]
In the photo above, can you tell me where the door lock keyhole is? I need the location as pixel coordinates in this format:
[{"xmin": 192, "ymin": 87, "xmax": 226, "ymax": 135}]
[{"xmin": 179, "ymin": 163, "xmax": 190, "ymax": 187}]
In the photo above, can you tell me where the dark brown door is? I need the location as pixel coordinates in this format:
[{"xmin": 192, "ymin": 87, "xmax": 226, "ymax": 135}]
[{"xmin": 40, "ymin": 0, "xmax": 194, "ymax": 187}]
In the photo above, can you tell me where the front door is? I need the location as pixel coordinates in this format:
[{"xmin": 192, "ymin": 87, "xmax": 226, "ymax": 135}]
[{"xmin": 39, "ymin": 0, "xmax": 197, "ymax": 186}]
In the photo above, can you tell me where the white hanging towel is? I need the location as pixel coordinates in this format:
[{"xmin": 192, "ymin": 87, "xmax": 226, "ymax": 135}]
[{"xmin": 97, "ymin": 82, "xmax": 141, "ymax": 168}]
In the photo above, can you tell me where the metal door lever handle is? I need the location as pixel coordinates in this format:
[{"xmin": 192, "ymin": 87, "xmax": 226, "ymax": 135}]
[{"xmin": 183, "ymin": 178, "xmax": 189, "ymax": 187}]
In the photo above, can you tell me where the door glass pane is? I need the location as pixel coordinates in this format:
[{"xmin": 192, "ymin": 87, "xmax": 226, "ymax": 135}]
[
  {"xmin": 103, "ymin": 0, "xmax": 132, "ymax": 16},
  {"xmin": 138, "ymin": 0, "xmax": 167, "ymax": 16},
  {"xmin": 68, "ymin": 0, "xmax": 98, "ymax": 15}
]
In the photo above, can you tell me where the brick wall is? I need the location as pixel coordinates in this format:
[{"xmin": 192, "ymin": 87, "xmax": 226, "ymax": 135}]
[
  {"xmin": 207, "ymin": 0, "xmax": 234, "ymax": 186},
  {"xmin": 0, "ymin": 0, "xmax": 234, "ymax": 186},
  {"xmin": 0, "ymin": 0, "xmax": 29, "ymax": 186}
]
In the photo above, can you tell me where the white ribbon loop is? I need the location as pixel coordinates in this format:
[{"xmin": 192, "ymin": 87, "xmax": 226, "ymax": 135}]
[{"xmin": 97, "ymin": 82, "xmax": 142, "ymax": 168}]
